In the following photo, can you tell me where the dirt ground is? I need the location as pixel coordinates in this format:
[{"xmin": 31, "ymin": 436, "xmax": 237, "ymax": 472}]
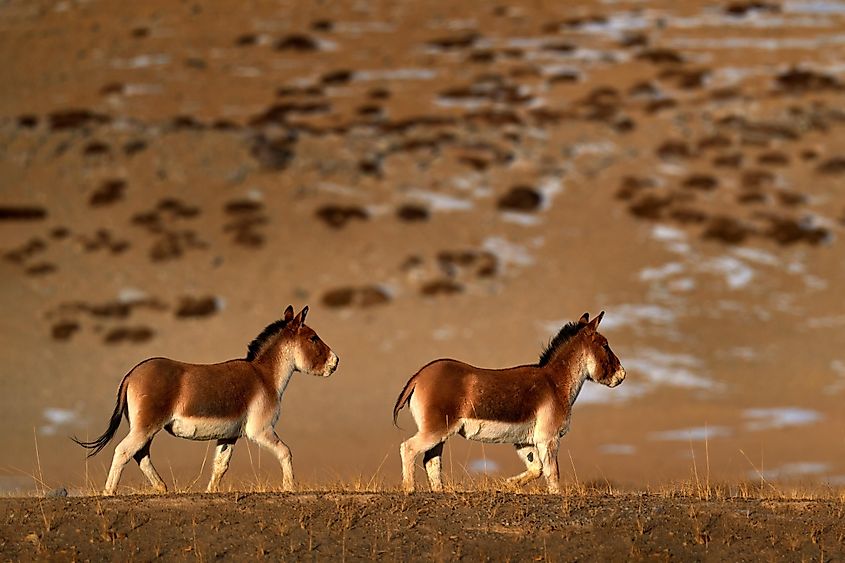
[{"xmin": 2, "ymin": 490, "xmax": 844, "ymax": 561}]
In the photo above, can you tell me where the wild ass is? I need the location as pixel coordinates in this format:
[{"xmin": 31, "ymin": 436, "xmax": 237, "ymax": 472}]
[
  {"xmin": 393, "ymin": 312, "xmax": 625, "ymax": 493},
  {"xmin": 74, "ymin": 305, "xmax": 338, "ymax": 495}
]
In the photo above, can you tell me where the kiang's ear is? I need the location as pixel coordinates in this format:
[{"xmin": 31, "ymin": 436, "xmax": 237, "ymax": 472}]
[
  {"xmin": 284, "ymin": 305, "xmax": 295, "ymax": 322},
  {"xmin": 294, "ymin": 305, "xmax": 309, "ymax": 326},
  {"xmin": 579, "ymin": 312, "xmax": 590, "ymax": 325},
  {"xmin": 587, "ymin": 310, "xmax": 605, "ymax": 331}
]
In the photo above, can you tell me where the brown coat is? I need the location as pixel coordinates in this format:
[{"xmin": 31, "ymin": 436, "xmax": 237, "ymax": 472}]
[
  {"xmin": 394, "ymin": 312, "xmax": 625, "ymax": 493},
  {"xmin": 74, "ymin": 306, "xmax": 338, "ymax": 495}
]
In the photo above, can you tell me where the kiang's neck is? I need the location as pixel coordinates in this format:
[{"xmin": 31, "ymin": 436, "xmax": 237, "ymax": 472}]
[
  {"xmin": 255, "ymin": 341, "xmax": 297, "ymax": 393},
  {"xmin": 544, "ymin": 342, "xmax": 592, "ymax": 406}
]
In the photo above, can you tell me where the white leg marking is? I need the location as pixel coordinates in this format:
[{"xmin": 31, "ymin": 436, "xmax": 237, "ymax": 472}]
[
  {"xmin": 207, "ymin": 439, "xmax": 236, "ymax": 492},
  {"xmin": 506, "ymin": 444, "xmax": 542, "ymax": 486},
  {"xmin": 400, "ymin": 433, "xmax": 442, "ymax": 493},
  {"xmin": 537, "ymin": 438, "xmax": 561, "ymax": 494},
  {"xmin": 251, "ymin": 430, "xmax": 294, "ymax": 491},
  {"xmin": 104, "ymin": 431, "xmax": 150, "ymax": 495},
  {"xmin": 423, "ymin": 443, "xmax": 444, "ymax": 492},
  {"xmin": 134, "ymin": 442, "xmax": 167, "ymax": 493}
]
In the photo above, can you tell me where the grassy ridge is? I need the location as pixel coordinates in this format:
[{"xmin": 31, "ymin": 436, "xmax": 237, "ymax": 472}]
[{"xmin": 2, "ymin": 486, "xmax": 844, "ymax": 561}]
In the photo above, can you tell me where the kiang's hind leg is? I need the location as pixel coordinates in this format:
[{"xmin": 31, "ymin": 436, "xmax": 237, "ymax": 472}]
[
  {"xmin": 206, "ymin": 438, "xmax": 237, "ymax": 493},
  {"xmin": 423, "ymin": 442, "xmax": 445, "ymax": 492},
  {"xmin": 506, "ymin": 444, "xmax": 542, "ymax": 486},
  {"xmin": 400, "ymin": 432, "xmax": 445, "ymax": 493},
  {"xmin": 133, "ymin": 437, "xmax": 167, "ymax": 493},
  {"xmin": 104, "ymin": 427, "xmax": 158, "ymax": 495}
]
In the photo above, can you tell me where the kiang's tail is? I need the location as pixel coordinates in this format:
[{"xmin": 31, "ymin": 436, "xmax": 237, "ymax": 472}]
[
  {"xmin": 392, "ymin": 373, "xmax": 419, "ymax": 428},
  {"xmin": 71, "ymin": 372, "xmax": 130, "ymax": 458}
]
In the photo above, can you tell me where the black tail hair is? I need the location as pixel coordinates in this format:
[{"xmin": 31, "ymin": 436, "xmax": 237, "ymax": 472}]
[
  {"xmin": 392, "ymin": 372, "xmax": 419, "ymax": 429},
  {"xmin": 71, "ymin": 372, "xmax": 130, "ymax": 458}
]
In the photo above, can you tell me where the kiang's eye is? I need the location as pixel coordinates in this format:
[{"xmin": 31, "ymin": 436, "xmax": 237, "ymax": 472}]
[{"xmin": 310, "ymin": 335, "xmax": 320, "ymax": 343}]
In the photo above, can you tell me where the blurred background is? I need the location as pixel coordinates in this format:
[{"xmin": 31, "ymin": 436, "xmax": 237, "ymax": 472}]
[{"xmin": 2, "ymin": 0, "xmax": 844, "ymax": 494}]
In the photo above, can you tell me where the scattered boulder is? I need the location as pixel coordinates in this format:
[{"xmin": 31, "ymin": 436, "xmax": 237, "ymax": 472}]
[
  {"xmin": 497, "ymin": 186, "xmax": 542, "ymax": 213},
  {"xmin": 175, "ymin": 296, "xmax": 219, "ymax": 318},
  {"xmin": 315, "ymin": 205, "xmax": 369, "ymax": 229}
]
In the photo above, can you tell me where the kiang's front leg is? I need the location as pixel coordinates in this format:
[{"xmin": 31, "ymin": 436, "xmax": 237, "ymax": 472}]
[
  {"xmin": 506, "ymin": 444, "xmax": 542, "ymax": 487},
  {"xmin": 250, "ymin": 428, "xmax": 295, "ymax": 491},
  {"xmin": 536, "ymin": 437, "xmax": 561, "ymax": 494}
]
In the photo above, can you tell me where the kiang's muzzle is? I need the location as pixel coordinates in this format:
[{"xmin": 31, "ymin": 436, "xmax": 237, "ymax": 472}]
[
  {"xmin": 609, "ymin": 368, "xmax": 626, "ymax": 387},
  {"xmin": 324, "ymin": 352, "xmax": 340, "ymax": 376}
]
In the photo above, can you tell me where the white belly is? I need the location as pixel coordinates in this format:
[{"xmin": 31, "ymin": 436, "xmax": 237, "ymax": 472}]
[
  {"xmin": 458, "ymin": 418, "xmax": 534, "ymax": 444},
  {"xmin": 167, "ymin": 416, "xmax": 243, "ymax": 441}
]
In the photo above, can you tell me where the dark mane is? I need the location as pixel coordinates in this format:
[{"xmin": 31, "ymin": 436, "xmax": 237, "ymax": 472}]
[
  {"xmin": 246, "ymin": 318, "xmax": 291, "ymax": 361},
  {"xmin": 537, "ymin": 321, "xmax": 584, "ymax": 366}
]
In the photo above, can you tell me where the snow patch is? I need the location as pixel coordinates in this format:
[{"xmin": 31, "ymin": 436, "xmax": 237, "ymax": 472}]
[
  {"xmin": 624, "ymin": 350, "xmax": 716, "ymax": 390},
  {"xmin": 743, "ymin": 408, "xmax": 822, "ymax": 431},
  {"xmin": 406, "ymin": 189, "xmax": 474, "ymax": 212},
  {"xmin": 468, "ymin": 459, "xmax": 500, "ymax": 474},
  {"xmin": 599, "ymin": 444, "xmax": 637, "ymax": 455},
  {"xmin": 482, "ymin": 237, "xmax": 535, "ymax": 267},
  {"xmin": 650, "ymin": 426, "xmax": 731, "ymax": 442},
  {"xmin": 41, "ymin": 408, "xmax": 80, "ymax": 436},
  {"xmin": 757, "ymin": 462, "xmax": 830, "ymax": 480}
]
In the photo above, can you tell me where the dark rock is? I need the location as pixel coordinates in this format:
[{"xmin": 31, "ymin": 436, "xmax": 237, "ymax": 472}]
[
  {"xmin": 48, "ymin": 109, "xmax": 110, "ymax": 130},
  {"xmin": 629, "ymin": 195, "xmax": 673, "ymax": 220},
  {"xmin": 702, "ymin": 216, "xmax": 753, "ymax": 244},
  {"xmin": 817, "ymin": 157, "xmax": 845, "ymax": 175},
  {"xmin": 90, "ymin": 179, "xmax": 127, "ymax": 207},
  {"xmin": 682, "ymin": 174, "xmax": 718, "ymax": 191},
  {"xmin": 636, "ymin": 48, "xmax": 684, "ymax": 65},
  {"xmin": 175, "ymin": 296, "xmax": 218, "ymax": 318},
  {"xmin": 104, "ymin": 326, "xmax": 155, "ymax": 344},
  {"xmin": 397, "ymin": 204, "xmax": 430, "ymax": 222},
  {"xmin": 315, "ymin": 205, "xmax": 369, "ymax": 229},
  {"xmin": 427, "ymin": 33, "xmax": 479, "ymax": 50},
  {"xmin": 235, "ymin": 33, "xmax": 258, "ymax": 46},
  {"xmin": 776, "ymin": 67, "xmax": 841, "ymax": 93},
  {"xmin": 17, "ymin": 114, "xmax": 38, "ymax": 128},
  {"xmin": 225, "ymin": 200, "xmax": 263, "ymax": 215},
  {"xmin": 497, "ymin": 186, "xmax": 542, "ymax": 212},
  {"xmin": 321, "ymin": 70, "xmax": 353, "ymax": 85},
  {"xmin": 763, "ymin": 215, "xmax": 829, "ymax": 245},
  {"xmin": 420, "ymin": 279, "xmax": 464, "ymax": 296},
  {"xmin": 725, "ymin": 1, "xmax": 780, "ymax": 16},
  {"xmin": 0, "ymin": 206, "xmax": 47, "ymax": 221},
  {"xmin": 275, "ymin": 34, "xmax": 318, "ymax": 51}
]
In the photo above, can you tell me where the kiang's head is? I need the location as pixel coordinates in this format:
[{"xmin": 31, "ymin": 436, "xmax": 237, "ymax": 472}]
[
  {"xmin": 578, "ymin": 311, "xmax": 625, "ymax": 387},
  {"xmin": 284, "ymin": 305, "xmax": 339, "ymax": 377}
]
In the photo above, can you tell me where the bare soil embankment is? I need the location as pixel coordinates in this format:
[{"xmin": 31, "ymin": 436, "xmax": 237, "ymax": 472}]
[{"xmin": 2, "ymin": 491, "xmax": 844, "ymax": 561}]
